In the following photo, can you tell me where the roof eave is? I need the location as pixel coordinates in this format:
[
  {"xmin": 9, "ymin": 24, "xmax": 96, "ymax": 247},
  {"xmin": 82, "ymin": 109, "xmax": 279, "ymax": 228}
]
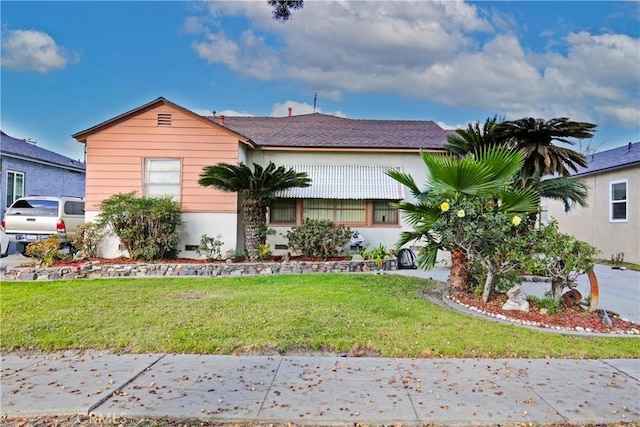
[
  {"xmin": 256, "ymin": 146, "xmax": 446, "ymax": 153},
  {"xmin": 2, "ymin": 152, "xmax": 86, "ymax": 172},
  {"xmin": 573, "ymin": 161, "xmax": 640, "ymax": 178}
]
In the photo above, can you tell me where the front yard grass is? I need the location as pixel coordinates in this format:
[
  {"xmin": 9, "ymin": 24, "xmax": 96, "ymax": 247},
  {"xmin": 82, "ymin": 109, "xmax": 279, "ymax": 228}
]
[{"xmin": 1, "ymin": 274, "xmax": 637, "ymax": 358}]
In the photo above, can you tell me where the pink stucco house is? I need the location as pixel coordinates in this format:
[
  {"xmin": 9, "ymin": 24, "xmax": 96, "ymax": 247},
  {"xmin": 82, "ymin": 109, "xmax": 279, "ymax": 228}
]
[{"xmin": 73, "ymin": 97, "xmax": 450, "ymax": 258}]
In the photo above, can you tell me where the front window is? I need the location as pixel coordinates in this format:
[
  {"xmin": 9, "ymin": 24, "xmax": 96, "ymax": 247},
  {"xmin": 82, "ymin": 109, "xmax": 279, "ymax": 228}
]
[
  {"xmin": 303, "ymin": 199, "xmax": 366, "ymax": 223},
  {"xmin": 6, "ymin": 171, "xmax": 25, "ymax": 208},
  {"xmin": 372, "ymin": 200, "xmax": 398, "ymax": 224},
  {"xmin": 270, "ymin": 199, "xmax": 296, "ymax": 224},
  {"xmin": 610, "ymin": 180, "xmax": 627, "ymax": 222},
  {"xmin": 144, "ymin": 158, "xmax": 181, "ymax": 201}
]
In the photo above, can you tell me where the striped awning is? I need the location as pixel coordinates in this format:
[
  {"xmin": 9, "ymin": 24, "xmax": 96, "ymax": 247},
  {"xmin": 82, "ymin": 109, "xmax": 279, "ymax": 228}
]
[{"xmin": 276, "ymin": 165, "xmax": 404, "ymax": 200}]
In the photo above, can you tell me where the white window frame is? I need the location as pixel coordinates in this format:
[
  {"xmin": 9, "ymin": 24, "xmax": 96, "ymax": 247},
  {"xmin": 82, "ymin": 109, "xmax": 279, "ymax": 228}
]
[
  {"xmin": 6, "ymin": 170, "xmax": 25, "ymax": 208},
  {"xmin": 609, "ymin": 179, "xmax": 628, "ymax": 222},
  {"xmin": 143, "ymin": 158, "xmax": 181, "ymax": 201}
]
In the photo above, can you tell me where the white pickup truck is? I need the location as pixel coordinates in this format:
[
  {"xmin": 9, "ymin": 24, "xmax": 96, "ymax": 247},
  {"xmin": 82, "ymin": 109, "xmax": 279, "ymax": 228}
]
[{"xmin": 2, "ymin": 195, "xmax": 85, "ymax": 255}]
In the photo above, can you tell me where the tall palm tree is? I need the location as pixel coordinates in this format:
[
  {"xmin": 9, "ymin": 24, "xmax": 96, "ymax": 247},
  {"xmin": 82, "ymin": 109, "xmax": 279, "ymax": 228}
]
[
  {"xmin": 387, "ymin": 147, "xmax": 539, "ymax": 293},
  {"xmin": 444, "ymin": 116, "xmax": 503, "ymax": 158},
  {"xmin": 199, "ymin": 162, "xmax": 311, "ymax": 261},
  {"xmin": 447, "ymin": 116, "xmax": 592, "ymax": 210},
  {"xmin": 496, "ymin": 117, "xmax": 596, "ymax": 177}
]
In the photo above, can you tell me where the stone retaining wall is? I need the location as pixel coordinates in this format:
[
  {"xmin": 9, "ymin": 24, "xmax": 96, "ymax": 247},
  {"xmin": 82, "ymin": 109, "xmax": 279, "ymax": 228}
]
[{"xmin": 3, "ymin": 259, "xmax": 393, "ymax": 281}]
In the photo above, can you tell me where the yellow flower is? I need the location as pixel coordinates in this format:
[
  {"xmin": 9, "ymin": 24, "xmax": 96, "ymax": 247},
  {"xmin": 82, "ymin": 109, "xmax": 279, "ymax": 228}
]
[
  {"xmin": 512, "ymin": 215, "xmax": 522, "ymax": 226},
  {"xmin": 457, "ymin": 210, "xmax": 465, "ymax": 218},
  {"xmin": 440, "ymin": 202, "xmax": 450, "ymax": 212}
]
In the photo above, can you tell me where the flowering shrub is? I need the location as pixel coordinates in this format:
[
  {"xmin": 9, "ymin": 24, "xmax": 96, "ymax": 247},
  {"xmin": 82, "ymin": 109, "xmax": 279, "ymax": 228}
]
[{"xmin": 430, "ymin": 197, "xmax": 530, "ymax": 301}]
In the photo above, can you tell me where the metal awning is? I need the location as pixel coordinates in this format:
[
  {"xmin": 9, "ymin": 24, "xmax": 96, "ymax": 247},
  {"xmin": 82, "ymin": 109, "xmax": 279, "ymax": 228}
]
[{"xmin": 276, "ymin": 165, "xmax": 404, "ymax": 200}]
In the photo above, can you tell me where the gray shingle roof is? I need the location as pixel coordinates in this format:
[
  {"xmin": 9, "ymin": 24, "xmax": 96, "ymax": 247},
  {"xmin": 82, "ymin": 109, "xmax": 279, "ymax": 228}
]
[
  {"xmin": 207, "ymin": 113, "xmax": 448, "ymax": 150},
  {"xmin": 573, "ymin": 142, "xmax": 640, "ymax": 177},
  {"xmin": 276, "ymin": 165, "xmax": 404, "ymax": 199},
  {"xmin": 1, "ymin": 130, "xmax": 85, "ymax": 171}
]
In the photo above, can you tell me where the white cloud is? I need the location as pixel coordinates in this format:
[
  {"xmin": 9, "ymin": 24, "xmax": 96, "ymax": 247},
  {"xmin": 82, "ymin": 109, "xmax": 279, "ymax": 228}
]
[
  {"xmin": 188, "ymin": 1, "xmax": 639, "ymax": 130},
  {"xmin": 217, "ymin": 109, "xmax": 254, "ymax": 117},
  {"xmin": 270, "ymin": 100, "xmax": 344, "ymax": 117},
  {"xmin": 1, "ymin": 28, "xmax": 77, "ymax": 73},
  {"xmin": 271, "ymin": 101, "xmax": 315, "ymax": 117},
  {"xmin": 436, "ymin": 121, "xmax": 468, "ymax": 131}
]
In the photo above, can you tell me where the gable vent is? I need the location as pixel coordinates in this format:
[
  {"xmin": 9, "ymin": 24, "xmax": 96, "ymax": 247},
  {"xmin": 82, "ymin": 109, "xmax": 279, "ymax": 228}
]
[{"xmin": 157, "ymin": 113, "xmax": 172, "ymax": 126}]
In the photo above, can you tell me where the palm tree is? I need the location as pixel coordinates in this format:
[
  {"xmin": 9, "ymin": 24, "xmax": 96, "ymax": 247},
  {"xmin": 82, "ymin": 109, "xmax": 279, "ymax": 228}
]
[
  {"xmin": 199, "ymin": 162, "xmax": 311, "ymax": 261},
  {"xmin": 387, "ymin": 147, "xmax": 539, "ymax": 293},
  {"xmin": 496, "ymin": 117, "xmax": 596, "ymax": 177},
  {"xmin": 444, "ymin": 116, "xmax": 503, "ymax": 158},
  {"xmin": 447, "ymin": 116, "xmax": 592, "ymax": 211}
]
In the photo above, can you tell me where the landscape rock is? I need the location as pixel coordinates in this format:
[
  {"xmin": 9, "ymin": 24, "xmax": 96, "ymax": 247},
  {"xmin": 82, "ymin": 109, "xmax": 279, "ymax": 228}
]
[{"xmin": 502, "ymin": 285, "xmax": 530, "ymax": 311}]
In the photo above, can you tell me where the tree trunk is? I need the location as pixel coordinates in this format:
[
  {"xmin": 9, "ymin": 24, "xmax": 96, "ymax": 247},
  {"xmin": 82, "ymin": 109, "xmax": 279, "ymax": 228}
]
[
  {"xmin": 449, "ymin": 250, "xmax": 468, "ymax": 294},
  {"xmin": 242, "ymin": 198, "xmax": 267, "ymax": 261},
  {"xmin": 482, "ymin": 263, "xmax": 494, "ymax": 303},
  {"xmin": 587, "ymin": 269, "xmax": 599, "ymax": 312},
  {"xmin": 551, "ymin": 279, "xmax": 563, "ymax": 304}
]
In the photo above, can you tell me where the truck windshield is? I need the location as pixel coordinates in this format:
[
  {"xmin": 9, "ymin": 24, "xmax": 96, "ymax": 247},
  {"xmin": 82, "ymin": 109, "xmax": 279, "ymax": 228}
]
[{"xmin": 8, "ymin": 199, "xmax": 59, "ymax": 216}]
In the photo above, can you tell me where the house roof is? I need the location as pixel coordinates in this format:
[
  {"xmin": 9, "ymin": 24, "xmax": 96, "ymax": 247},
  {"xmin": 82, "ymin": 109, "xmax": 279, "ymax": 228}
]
[
  {"xmin": 1, "ymin": 130, "xmax": 85, "ymax": 172},
  {"xmin": 276, "ymin": 165, "xmax": 404, "ymax": 199},
  {"xmin": 206, "ymin": 113, "xmax": 449, "ymax": 150},
  {"xmin": 573, "ymin": 142, "xmax": 640, "ymax": 177},
  {"xmin": 72, "ymin": 96, "xmax": 449, "ymax": 151}
]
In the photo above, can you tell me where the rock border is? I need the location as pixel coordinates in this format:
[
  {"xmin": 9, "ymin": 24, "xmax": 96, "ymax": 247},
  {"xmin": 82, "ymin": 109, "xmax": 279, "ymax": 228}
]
[
  {"xmin": 445, "ymin": 294, "xmax": 640, "ymax": 336},
  {"xmin": 2, "ymin": 259, "xmax": 390, "ymax": 281}
]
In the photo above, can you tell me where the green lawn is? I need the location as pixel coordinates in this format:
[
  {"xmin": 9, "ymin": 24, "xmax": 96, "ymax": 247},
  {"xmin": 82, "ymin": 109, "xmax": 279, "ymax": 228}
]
[{"xmin": 1, "ymin": 274, "xmax": 637, "ymax": 358}]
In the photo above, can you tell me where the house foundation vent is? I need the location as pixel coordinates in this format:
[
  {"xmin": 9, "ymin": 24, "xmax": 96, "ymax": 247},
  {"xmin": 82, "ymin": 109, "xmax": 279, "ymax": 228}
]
[{"xmin": 157, "ymin": 113, "xmax": 172, "ymax": 126}]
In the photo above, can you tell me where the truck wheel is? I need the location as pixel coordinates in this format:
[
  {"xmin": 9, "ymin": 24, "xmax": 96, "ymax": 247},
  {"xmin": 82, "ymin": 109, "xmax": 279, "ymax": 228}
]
[{"xmin": 20, "ymin": 243, "xmax": 31, "ymax": 257}]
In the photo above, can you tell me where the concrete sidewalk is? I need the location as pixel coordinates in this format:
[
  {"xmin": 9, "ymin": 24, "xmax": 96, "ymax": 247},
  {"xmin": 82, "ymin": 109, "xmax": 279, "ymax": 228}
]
[{"xmin": 2, "ymin": 352, "xmax": 639, "ymax": 425}]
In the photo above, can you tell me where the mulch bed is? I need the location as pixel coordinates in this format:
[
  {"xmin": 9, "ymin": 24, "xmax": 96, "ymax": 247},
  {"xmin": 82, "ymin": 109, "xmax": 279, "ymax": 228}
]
[{"xmin": 452, "ymin": 292, "xmax": 639, "ymax": 334}]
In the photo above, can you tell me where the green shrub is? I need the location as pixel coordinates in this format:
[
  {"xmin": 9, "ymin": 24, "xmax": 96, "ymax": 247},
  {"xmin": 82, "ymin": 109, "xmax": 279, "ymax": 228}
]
[
  {"xmin": 258, "ymin": 244, "xmax": 272, "ymax": 260},
  {"xmin": 363, "ymin": 243, "xmax": 389, "ymax": 268},
  {"xmin": 96, "ymin": 192, "xmax": 184, "ymax": 261},
  {"xmin": 286, "ymin": 218, "xmax": 351, "ymax": 259},
  {"xmin": 195, "ymin": 234, "xmax": 224, "ymax": 261},
  {"xmin": 25, "ymin": 236, "xmax": 62, "ymax": 267},
  {"xmin": 515, "ymin": 221, "xmax": 599, "ymax": 303},
  {"xmin": 72, "ymin": 222, "xmax": 104, "ymax": 259},
  {"xmin": 527, "ymin": 294, "xmax": 560, "ymax": 315},
  {"xmin": 225, "ymin": 249, "xmax": 247, "ymax": 262}
]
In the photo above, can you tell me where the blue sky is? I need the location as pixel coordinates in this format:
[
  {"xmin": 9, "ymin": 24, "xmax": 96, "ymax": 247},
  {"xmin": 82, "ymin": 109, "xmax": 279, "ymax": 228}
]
[{"xmin": 2, "ymin": 1, "xmax": 639, "ymax": 161}]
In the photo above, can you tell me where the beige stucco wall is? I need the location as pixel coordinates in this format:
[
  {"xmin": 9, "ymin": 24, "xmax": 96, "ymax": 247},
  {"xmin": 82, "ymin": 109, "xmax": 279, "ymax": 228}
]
[
  {"xmin": 547, "ymin": 166, "xmax": 640, "ymax": 264},
  {"xmin": 249, "ymin": 149, "xmax": 446, "ymax": 259}
]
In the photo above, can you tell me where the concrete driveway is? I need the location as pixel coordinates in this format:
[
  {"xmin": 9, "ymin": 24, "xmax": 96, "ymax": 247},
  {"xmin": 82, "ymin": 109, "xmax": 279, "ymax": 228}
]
[{"xmin": 395, "ymin": 264, "xmax": 640, "ymax": 324}]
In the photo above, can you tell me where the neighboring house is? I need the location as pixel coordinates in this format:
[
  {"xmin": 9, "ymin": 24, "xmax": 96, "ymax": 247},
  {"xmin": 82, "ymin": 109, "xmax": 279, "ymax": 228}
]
[
  {"xmin": 547, "ymin": 142, "xmax": 640, "ymax": 265},
  {"xmin": 1, "ymin": 130, "xmax": 86, "ymax": 221},
  {"xmin": 1, "ymin": 130, "xmax": 86, "ymax": 253},
  {"xmin": 72, "ymin": 97, "xmax": 449, "ymax": 258}
]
